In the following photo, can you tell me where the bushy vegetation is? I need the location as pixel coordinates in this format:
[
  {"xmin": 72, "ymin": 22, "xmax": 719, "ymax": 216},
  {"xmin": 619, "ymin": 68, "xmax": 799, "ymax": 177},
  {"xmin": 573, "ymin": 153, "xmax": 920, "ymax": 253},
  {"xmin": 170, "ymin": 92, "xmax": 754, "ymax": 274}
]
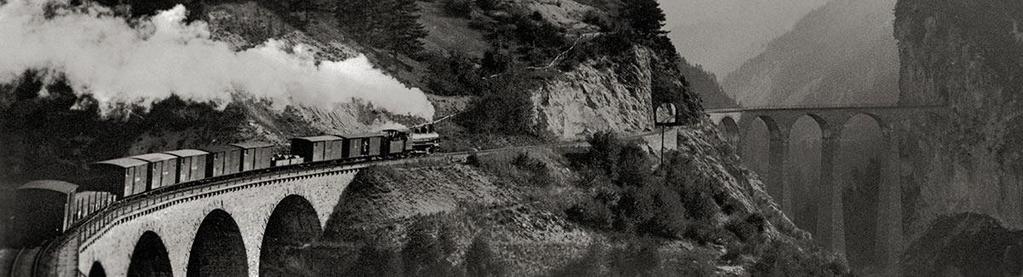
[
  {"xmin": 0, "ymin": 74, "xmax": 251, "ymax": 185},
  {"xmin": 340, "ymin": 213, "xmax": 515, "ymax": 277},
  {"xmin": 464, "ymin": 235, "xmax": 508, "ymax": 277},
  {"xmin": 454, "ymin": 69, "xmax": 556, "ymax": 136},
  {"xmin": 334, "ymin": 0, "xmax": 427, "ymax": 55},
  {"xmin": 566, "ymin": 132, "xmax": 730, "ymax": 240},
  {"xmin": 548, "ymin": 238, "xmax": 717, "ymax": 276}
]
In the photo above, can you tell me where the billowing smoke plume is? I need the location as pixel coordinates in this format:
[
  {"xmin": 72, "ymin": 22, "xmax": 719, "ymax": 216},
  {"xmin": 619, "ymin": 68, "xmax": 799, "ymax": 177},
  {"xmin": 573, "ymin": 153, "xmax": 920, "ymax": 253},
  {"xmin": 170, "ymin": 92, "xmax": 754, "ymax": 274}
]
[{"xmin": 0, "ymin": 0, "xmax": 435, "ymax": 118}]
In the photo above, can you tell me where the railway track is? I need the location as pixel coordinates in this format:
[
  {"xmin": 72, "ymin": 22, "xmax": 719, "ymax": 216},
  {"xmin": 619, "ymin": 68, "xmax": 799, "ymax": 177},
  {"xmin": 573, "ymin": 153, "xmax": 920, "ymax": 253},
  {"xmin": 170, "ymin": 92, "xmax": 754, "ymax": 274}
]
[{"xmin": 8, "ymin": 129, "xmax": 670, "ymax": 277}]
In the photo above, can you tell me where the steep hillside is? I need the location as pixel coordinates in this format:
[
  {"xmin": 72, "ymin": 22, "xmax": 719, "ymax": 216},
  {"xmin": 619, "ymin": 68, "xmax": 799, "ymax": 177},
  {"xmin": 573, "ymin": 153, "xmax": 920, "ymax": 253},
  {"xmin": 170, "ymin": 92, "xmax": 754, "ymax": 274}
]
[
  {"xmin": 296, "ymin": 123, "xmax": 845, "ymax": 276},
  {"xmin": 894, "ymin": 0, "xmax": 1023, "ymax": 241},
  {"xmin": 723, "ymin": 0, "xmax": 899, "ymax": 107},
  {"xmin": 660, "ymin": 0, "xmax": 827, "ymax": 77}
]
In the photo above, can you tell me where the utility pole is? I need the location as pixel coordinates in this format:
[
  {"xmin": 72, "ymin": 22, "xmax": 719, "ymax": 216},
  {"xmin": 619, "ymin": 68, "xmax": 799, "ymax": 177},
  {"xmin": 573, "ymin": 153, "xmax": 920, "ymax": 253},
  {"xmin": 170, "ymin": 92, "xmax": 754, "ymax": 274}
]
[
  {"xmin": 655, "ymin": 102, "xmax": 677, "ymax": 165},
  {"xmin": 660, "ymin": 125, "xmax": 665, "ymax": 165}
]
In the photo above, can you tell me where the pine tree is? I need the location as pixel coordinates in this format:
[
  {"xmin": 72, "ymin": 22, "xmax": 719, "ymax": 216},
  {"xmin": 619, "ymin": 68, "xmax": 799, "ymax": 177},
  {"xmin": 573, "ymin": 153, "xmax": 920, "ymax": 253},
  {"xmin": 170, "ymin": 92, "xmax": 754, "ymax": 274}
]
[
  {"xmin": 335, "ymin": 0, "xmax": 426, "ymax": 55},
  {"xmin": 388, "ymin": 0, "xmax": 427, "ymax": 55},
  {"xmin": 621, "ymin": 0, "xmax": 667, "ymax": 37}
]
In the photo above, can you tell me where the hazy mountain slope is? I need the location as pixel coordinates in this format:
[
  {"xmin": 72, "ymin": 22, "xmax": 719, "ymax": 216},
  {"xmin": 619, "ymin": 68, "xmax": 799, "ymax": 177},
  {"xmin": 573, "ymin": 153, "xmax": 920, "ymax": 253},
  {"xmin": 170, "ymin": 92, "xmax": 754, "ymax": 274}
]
[
  {"xmin": 722, "ymin": 0, "xmax": 899, "ymax": 107},
  {"xmin": 660, "ymin": 0, "xmax": 826, "ymax": 77}
]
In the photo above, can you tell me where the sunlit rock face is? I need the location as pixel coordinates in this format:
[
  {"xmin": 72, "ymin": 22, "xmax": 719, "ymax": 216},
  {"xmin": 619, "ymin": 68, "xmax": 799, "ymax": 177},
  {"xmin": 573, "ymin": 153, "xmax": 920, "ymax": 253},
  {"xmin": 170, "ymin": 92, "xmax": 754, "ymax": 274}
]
[
  {"xmin": 529, "ymin": 47, "xmax": 655, "ymax": 140},
  {"xmin": 894, "ymin": 0, "xmax": 1023, "ymax": 241}
]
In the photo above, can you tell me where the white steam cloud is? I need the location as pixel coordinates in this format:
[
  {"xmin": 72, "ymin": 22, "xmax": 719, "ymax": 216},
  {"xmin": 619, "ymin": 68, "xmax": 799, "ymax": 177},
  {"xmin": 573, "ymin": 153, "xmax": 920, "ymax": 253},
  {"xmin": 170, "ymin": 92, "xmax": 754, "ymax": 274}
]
[{"xmin": 0, "ymin": 0, "xmax": 435, "ymax": 118}]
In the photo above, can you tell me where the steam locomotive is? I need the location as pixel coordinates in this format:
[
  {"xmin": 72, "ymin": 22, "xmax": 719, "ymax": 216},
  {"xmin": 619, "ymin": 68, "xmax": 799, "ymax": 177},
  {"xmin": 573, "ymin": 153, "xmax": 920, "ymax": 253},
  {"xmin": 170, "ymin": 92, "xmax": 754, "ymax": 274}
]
[{"xmin": 7, "ymin": 124, "xmax": 440, "ymax": 247}]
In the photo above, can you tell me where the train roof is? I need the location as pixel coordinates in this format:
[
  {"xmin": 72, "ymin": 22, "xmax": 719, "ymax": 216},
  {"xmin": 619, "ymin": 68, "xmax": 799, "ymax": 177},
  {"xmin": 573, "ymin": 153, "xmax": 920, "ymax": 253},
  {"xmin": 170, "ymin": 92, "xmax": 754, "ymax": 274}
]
[
  {"xmin": 293, "ymin": 135, "xmax": 342, "ymax": 142},
  {"xmin": 231, "ymin": 142, "xmax": 275, "ymax": 149},
  {"xmin": 19, "ymin": 180, "xmax": 78, "ymax": 194},
  {"xmin": 164, "ymin": 149, "xmax": 208, "ymax": 158},
  {"xmin": 202, "ymin": 145, "xmax": 238, "ymax": 153},
  {"xmin": 74, "ymin": 191, "xmax": 115, "ymax": 201},
  {"xmin": 94, "ymin": 157, "xmax": 148, "ymax": 168},
  {"xmin": 131, "ymin": 153, "xmax": 177, "ymax": 162},
  {"xmin": 338, "ymin": 132, "xmax": 384, "ymax": 139}
]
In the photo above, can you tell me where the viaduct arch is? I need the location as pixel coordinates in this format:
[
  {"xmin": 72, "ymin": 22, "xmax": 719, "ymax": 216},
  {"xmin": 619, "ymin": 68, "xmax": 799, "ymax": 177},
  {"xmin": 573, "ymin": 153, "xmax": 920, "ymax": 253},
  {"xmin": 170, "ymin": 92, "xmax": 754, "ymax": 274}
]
[
  {"xmin": 67, "ymin": 166, "xmax": 359, "ymax": 277},
  {"xmin": 127, "ymin": 231, "xmax": 172, "ymax": 277},
  {"xmin": 709, "ymin": 105, "xmax": 943, "ymax": 275}
]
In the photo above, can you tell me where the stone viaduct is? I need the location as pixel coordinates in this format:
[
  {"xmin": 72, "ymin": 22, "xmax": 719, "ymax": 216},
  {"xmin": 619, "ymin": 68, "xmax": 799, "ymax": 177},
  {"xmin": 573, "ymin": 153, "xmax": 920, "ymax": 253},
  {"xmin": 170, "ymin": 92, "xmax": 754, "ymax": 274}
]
[
  {"xmin": 707, "ymin": 104, "xmax": 945, "ymax": 275},
  {"xmin": 33, "ymin": 162, "xmax": 368, "ymax": 277}
]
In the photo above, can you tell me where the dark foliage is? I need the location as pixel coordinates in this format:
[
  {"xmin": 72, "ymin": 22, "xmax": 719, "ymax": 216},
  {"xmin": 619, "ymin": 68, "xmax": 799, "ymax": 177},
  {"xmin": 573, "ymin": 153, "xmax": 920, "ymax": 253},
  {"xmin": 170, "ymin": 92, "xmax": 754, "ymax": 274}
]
[
  {"xmin": 401, "ymin": 217, "xmax": 463, "ymax": 277},
  {"xmin": 607, "ymin": 238, "xmax": 662, "ymax": 276},
  {"xmin": 0, "ymin": 73, "xmax": 246, "ymax": 185},
  {"xmin": 901, "ymin": 213, "xmax": 1023, "ymax": 277},
  {"xmin": 464, "ymin": 235, "xmax": 508, "ymax": 277},
  {"xmin": 422, "ymin": 52, "xmax": 487, "ymax": 96},
  {"xmin": 751, "ymin": 240, "xmax": 849, "ymax": 277},
  {"xmin": 482, "ymin": 10, "xmax": 570, "ymax": 67},
  {"xmin": 455, "ymin": 69, "xmax": 552, "ymax": 136},
  {"xmin": 347, "ymin": 245, "xmax": 404, "ymax": 277},
  {"xmin": 567, "ymin": 132, "xmax": 727, "ymax": 240},
  {"xmin": 442, "ymin": 0, "xmax": 473, "ymax": 17},
  {"xmin": 620, "ymin": 0, "xmax": 666, "ymax": 38},
  {"xmin": 335, "ymin": 0, "xmax": 427, "ymax": 55}
]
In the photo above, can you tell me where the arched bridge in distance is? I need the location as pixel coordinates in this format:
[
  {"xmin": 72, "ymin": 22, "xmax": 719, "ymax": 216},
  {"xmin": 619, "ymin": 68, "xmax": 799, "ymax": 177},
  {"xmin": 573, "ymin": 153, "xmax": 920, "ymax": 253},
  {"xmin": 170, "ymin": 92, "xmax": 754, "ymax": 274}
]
[{"xmin": 706, "ymin": 103, "xmax": 947, "ymax": 275}]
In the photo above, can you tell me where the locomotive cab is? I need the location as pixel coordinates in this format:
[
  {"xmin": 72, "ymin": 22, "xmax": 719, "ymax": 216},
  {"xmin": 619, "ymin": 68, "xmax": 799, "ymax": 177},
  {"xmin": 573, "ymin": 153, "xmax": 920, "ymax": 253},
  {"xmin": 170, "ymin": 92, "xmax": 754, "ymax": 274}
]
[{"xmin": 409, "ymin": 123, "xmax": 440, "ymax": 155}]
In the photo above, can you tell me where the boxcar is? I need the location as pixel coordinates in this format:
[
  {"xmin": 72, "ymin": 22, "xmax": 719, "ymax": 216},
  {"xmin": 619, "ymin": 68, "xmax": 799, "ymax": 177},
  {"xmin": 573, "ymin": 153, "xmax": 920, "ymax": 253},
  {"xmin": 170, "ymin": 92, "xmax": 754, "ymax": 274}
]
[
  {"xmin": 203, "ymin": 145, "xmax": 242, "ymax": 177},
  {"xmin": 12, "ymin": 181, "xmax": 77, "ymax": 247},
  {"xmin": 341, "ymin": 133, "xmax": 384, "ymax": 159},
  {"xmin": 70, "ymin": 191, "xmax": 116, "ymax": 225},
  {"xmin": 232, "ymin": 142, "xmax": 274, "ymax": 172},
  {"xmin": 132, "ymin": 153, "xmax": 178, "ymax": 190},
  {"xmin": 292, "ymin": 135, "xmax": 343, "ymax": 163},
  {"xmin": 381, "ymin": 130, "xmax": 408, "ymax": 157},
  {"xmin": 91, "ymin": 157, "xmax": 149, "ymax": 198},
  {"xmin": 165, "ymin": 149, "xmax": 208, "ymax": 184}
]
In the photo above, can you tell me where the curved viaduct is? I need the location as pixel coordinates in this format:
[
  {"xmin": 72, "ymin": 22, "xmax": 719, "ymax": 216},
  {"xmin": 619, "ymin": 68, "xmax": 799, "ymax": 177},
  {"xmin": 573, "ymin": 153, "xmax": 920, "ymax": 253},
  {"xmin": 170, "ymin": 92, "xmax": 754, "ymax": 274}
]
[
  {"xmin": 26, "ymin": 144, "xmax": 595, "ymax": 277},
  {"xmin": 35, "ymin": 162, "xmax": 369, "ymax": 277},
  {"xmin": 708, "ymin": 104, "xmax": 946, "ymax": 274}
]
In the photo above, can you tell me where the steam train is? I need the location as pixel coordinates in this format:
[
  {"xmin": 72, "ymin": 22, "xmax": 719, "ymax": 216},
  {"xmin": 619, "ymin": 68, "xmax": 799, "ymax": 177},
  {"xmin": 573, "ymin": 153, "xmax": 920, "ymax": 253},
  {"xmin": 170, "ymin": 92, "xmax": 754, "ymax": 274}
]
[{"xmin": 6, "ymin": 124, "xmax": 440, "ymax": 248}]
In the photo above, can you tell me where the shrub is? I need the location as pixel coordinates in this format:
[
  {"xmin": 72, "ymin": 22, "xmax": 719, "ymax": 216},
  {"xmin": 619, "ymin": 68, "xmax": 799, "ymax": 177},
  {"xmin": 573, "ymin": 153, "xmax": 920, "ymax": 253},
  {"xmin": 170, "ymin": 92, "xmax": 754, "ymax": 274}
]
[
  {"xmin": 547, "ymin": 242, "xmax": 606, "ymax": 276},
  {"xmin": 608, "ymin": 238, "xmax": 662, "ymax": 276},
  {"xmin": 348, "ymin": 245, "xmax": 403, "ymax": 277},
  {"xmin": 751, "ymin": 240, "xmax": 849, "ymax": 277},
  {"xmin": 566, "ymin": 197, "xmax": 616, "ymax": 230},
  {"xmin": 684, "ymin": 219, "xmax": 736, "ymax": 246},
  {"xmin": 725, "ymin": 213, "xmax": 766, "ymax": 242},
  {"xmin": 443, "ymin": 0, "xmax": 473, "ymax": 17},
  {"xmin": 511, "ymin": 153, "xmax": 555, "ymax": 187},
  {"xmin": 402, "ymin": 218, "xmax": 463, "ymax": 277},
  {"xmin": 465, "ymin": 235, "xmax": 508, "ymax": 277}
]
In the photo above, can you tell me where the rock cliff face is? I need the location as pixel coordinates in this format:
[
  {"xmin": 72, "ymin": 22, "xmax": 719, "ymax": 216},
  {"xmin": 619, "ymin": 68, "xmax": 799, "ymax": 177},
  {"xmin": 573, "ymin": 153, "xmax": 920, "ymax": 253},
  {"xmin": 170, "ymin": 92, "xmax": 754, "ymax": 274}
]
[
  {"xmin": 894, "ymin": 0, "xmax": 1023, "ymax": 240},
  {"xmin": 530, "ymin": 47, "xmax": 655, "ymax": 140}
]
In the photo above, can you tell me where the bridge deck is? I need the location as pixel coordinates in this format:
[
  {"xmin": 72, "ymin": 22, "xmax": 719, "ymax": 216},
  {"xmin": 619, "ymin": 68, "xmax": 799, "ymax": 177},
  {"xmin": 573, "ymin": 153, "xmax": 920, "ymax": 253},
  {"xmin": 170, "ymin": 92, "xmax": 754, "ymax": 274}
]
[{"xmin": 706, "ymin": 104, "xmax": 946, "ymax": 113}]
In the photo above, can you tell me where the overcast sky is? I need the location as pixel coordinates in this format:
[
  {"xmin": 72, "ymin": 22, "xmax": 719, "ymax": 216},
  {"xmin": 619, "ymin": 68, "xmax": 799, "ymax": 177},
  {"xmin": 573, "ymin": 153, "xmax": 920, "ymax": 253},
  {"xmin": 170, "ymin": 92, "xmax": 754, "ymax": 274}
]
[{"xmin": 659, "ymin": 0, "xmax": 827, "ymax": 78}]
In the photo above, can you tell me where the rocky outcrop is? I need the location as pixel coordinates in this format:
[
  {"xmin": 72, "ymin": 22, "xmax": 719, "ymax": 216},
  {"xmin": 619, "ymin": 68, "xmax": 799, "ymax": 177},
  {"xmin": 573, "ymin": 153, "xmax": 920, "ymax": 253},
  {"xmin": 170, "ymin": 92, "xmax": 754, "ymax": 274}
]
[
  {"xmin": 529, "ymin": 47, "xmax": 656, "ymax": 140},
  {"xmin": 901, "ymin": 213, "xmax": 1023, "ymax": 277},
  {"xmin": 894, "ymin": 0, "xmax": 1023, "ymax": 241}
]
